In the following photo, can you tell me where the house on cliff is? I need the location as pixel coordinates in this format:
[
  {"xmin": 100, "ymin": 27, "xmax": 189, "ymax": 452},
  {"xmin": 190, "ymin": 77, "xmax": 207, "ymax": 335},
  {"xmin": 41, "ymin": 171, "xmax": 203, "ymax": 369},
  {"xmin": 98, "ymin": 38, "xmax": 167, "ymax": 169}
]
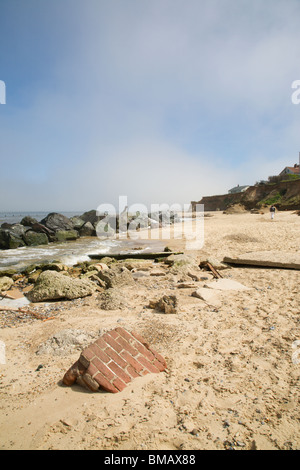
[
  {"xmin": 228, "ymin": 184, "xmax": 250, "ymax": 194},
  {"xmin": 279, "ymin": 164, "xmax": 300, "ymax": 176}
]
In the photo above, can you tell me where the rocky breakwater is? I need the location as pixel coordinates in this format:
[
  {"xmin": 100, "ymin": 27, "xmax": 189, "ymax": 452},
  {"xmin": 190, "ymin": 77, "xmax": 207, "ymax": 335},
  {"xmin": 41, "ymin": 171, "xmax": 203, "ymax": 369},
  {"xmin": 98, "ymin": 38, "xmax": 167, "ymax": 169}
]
[{"xmin": 0, "ymin": 209, "xmax": 180, "ymax": 250}]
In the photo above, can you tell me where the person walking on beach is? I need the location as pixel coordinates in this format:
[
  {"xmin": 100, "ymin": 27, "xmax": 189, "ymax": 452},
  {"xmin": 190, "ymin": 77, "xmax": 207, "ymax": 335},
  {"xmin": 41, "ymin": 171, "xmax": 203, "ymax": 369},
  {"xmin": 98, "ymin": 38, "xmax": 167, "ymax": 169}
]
[{"xmin": 270, "ymin": 205, "xmax": 276, "ymax": 220}]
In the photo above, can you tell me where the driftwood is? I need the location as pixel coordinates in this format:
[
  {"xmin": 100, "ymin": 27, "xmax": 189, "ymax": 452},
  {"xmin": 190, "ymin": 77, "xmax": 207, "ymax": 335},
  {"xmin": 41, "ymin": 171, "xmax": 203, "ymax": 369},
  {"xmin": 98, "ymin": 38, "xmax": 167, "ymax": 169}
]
[
  {"xmin": 0, "ymin": 305, "xmax": 52, "ymax": 320},
  {"xmin": 205, "ymin": 262, "xmax": 223, "ymax": 279},
  {"xmin": 89, "ymin": 251, "xmax": 184, "ymax": 261}
]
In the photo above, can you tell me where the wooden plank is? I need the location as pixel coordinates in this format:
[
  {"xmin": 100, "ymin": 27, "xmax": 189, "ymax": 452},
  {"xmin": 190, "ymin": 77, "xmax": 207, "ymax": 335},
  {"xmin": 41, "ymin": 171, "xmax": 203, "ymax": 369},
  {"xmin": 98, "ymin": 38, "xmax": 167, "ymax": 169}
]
[
  {"xmin": 223, "ymin": 251, "xmax": 300, "ymax": 270},
  {"xmin": 89, "ymin": 251, "xmax": 183, "ymax": 261}
]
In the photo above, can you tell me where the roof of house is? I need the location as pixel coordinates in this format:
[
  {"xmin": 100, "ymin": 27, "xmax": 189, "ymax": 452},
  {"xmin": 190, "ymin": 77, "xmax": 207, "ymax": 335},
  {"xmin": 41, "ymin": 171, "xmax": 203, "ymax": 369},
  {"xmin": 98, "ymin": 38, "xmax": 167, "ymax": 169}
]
[{"xmin": 280, "ymin": 165, "xmax": 300, "ymax": 175}]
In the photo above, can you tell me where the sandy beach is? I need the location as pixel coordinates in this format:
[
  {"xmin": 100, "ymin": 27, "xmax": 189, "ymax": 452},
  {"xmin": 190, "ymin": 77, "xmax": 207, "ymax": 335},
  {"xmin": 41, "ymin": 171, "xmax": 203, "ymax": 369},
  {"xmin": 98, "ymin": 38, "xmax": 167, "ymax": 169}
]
[{"xmin": 0, "ymin": 210, "xmax": 299, "ymax": 451}]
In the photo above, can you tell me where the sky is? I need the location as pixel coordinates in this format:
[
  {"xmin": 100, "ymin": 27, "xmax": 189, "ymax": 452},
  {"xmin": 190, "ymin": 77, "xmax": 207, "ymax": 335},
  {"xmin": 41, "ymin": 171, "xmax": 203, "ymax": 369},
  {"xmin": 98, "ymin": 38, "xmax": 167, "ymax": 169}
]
[{"xmin": 1, "ymin": 0, "xmax": 300, "ymax": 212}]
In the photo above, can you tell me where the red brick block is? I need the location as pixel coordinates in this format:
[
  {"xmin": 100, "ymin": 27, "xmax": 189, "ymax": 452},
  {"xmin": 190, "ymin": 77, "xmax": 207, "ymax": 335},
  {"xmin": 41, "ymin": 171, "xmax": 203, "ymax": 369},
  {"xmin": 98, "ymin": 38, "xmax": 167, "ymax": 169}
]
[
  {"xmin": 137, "ymin": 355, "xmax": 161, "ymax": 373},
  {"xmin": 62, "ymin": 327, "xmax": 167, "ymax": 393},
  {"xmin": 93, "ymin": 372, "xmax": 119, "ymax": 393},
  {"xmin": 121, "ymin": 349, "xmax": 144, "ymax": 374}
]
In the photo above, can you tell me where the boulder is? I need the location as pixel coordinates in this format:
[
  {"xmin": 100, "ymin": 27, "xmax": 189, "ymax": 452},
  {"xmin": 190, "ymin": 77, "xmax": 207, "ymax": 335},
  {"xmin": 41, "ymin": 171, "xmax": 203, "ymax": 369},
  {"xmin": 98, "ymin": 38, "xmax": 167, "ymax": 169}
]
[
  {"xmin": 20, "ymin": 215, "xmax": 38, "ymax": 227},
  {"xmin": 23, "ymin": 230, "xmax": 49, "ymax": 246},
  {"xmin": 98, "ymin": 265, "xmax": 134, "ymax": 288},
  {"xmin": 79, "ymin": 210, "xmax": 103, "ymax": 226},
  {"xmin": 26, "ymin": 270, "xmax": 96, "ymax": 302},
  {"xmin": 79, "ymin": 221, "xmax": 95, "ymax": 237},
  {"xmin": 70, "ymin": 216, "xmax": 86, "ymax": 230},
  {"xmin": 40, "ymin": 212, "xmax": 74, "ymax": 232},
  {"xmin": 95, "ymin": 220, "xmax": 115, "ymax": 238},
  {"xmin": 0, "ymin": 276, "xmax": 14, "ymax": 292},
  {"xmin": 0, "ymin": 227, "xmax": 26, "ymax": 249},
  {"xmin": 55, "ymin": 230, "xmax": 79, "ymax": 242}
]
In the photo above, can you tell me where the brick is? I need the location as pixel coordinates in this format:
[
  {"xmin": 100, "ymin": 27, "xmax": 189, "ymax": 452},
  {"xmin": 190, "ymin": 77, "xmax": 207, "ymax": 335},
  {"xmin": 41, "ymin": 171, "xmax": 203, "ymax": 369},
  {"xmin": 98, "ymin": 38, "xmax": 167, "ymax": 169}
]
[
  {"xmin": 126, "ymin": 365, "xmax": 140, "ymax": 379},
  {"xmin": 86, "ymin": 362, "xmax": 100, "ymax": 378},
  {"xmin": 62, "ymin": 327, "xmax": 167, "ymax": 394},
  {"xmin": 153, "ymin": 359, "xmax": 166, "ymax": 372},
  {"xmin": 108, "ymin": 329, "xmax": 119, "ymax": 339},
  {"xmin": 79, "ymin": 347, "xmax": 96, "ymax": 366},
  {"xmin": 93, "ymin": 372, "xmax": 118, "ymax": 393},
  {"xmin": 148, "ymin": 347, "xmax": 167, "ymax": 368},
  {"xmin": 108, "ymin": 361, "xmax": 132, "ymax": 384},
  {"xmin": 95, "ymin": 337, "xmax": 108, "ymax": 350},
  {"xmin": 102, "ymin": 333, "xmax": 123, "ymax": 353},
  {"xmin": 130, "ymin": 330, "xmax": 150, "ymax": 348},
  {"xmin": 91, "ymin": 357, "xmax": 115, "ymax": 381},
  {"xmin": 115, "ymin": 327, "xmax": 134, "ymax": 342},
  {"xmin": 115, "ymin": 335, "xmax": 138, "ymax": 357},
  {"xmin": 81, "ymin": 373, "xmax": 99, "ymax": 392},
  {"xmin": 112, "ymin": 377, "xmax": 127, "ymax": 392},
  {"xmin": 105, "ymin": 346, "xmax": 128, "ymax": 369},
  {"xmin": 121, "ymin": 350, "xmax": 144, "ymax": 374},
  {"xmin": 137, "ymin": 355, "xmax": 161, "ymax": 373},
  {"xmin": 117, "ymin": 328, "xmax": 155, "ymax": 361},
  {"xmin": 133, "ymin": 341, "xmax": 155, "ymax": 361}
]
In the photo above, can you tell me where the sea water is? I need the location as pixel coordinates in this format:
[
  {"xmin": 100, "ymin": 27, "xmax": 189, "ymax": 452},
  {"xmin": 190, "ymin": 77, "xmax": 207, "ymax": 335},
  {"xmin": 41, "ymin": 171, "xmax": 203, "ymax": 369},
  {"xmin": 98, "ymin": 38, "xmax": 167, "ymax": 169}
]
[{"xmin": 0, "ymin": 211, "xmax": 166, "ymax": 272}]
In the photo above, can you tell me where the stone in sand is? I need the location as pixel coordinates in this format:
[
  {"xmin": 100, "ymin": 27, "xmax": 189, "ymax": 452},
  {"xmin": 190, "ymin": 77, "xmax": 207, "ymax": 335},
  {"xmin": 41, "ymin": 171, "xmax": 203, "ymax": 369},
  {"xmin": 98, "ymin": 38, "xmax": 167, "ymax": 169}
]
[{"xmin": 26, "ymin": 270, "xmax": 96, "ymax": 302}]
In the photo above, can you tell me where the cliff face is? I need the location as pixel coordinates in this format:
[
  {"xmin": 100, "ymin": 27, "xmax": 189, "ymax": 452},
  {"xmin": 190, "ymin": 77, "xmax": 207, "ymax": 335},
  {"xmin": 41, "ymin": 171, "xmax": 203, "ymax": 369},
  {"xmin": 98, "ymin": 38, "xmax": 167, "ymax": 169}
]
[{"xmin": 192, "ymin": 178, "xmax": 300, "ymax": 212}]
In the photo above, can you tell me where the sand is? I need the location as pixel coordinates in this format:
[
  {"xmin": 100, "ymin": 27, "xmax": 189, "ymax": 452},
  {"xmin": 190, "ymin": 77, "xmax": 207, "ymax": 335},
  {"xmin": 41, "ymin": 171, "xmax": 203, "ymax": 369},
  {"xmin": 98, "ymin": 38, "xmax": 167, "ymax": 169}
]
[{"xmin": 0, "ymin": 211, "xmax": 299, "ymax": 450}]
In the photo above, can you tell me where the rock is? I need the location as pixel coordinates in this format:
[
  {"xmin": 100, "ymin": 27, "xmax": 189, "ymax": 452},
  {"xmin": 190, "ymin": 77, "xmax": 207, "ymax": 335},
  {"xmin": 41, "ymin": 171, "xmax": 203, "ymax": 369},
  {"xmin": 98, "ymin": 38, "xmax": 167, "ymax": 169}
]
[
  {"xmin": 121, "ymin": 259, "xmax": 154, "ymax": 271},
  {"xmin": 0, "ymin": 228, "xmax": 26, "ymax": 249},
  {"xmin": 79, "ymin": 209, "xmax": 103, "ymax": 226},
  {"xmin": 79, "ymin": 221, "xmax": 95, "ymax": 237},
  {"xmin": 0, "ymin": 268, "xmax": 17, "ymax": 277},
  {"xmin": 43, "ymin": 262, "xmax": 68, "ymax": 272},
  {"xmin": 165, "ymin": 254, "xmax": 196, "ymax": 267},
  {"xmin": 23, "ymin": 230, "xmax": 49, "ymax": 246},
  {"xmin": 40, "ymin": 212, "xmax": 74, "ymax": 232},
  {"xmin": 70, "ymin": 216, "xmax": 86, "ymax": 230},
  {"xmin": 55, "ymin": 230, "xmax": 79, "ymax": 242},
  {"xmin": 20, "ymin": 216, "xmax": 38, "ymax": 227},
  {"xmin": 98, "ymin": 288, "xmax": 128, "ymax": 310},
  {"xmin": 36, "ymin": 329, "xmax": 97, "ymax": 356},
  {"xmin": 98, "ymin": 265, "xmax": 134, "ymax": 288},
  {"xmin": 26, "ymin": 270, "xmax": 96, "ymax": 302},
  {"xmin": 0, "ymin": 276, "xmax": 14, "ymax": 292},
  {"xmin": 149, "ymin": 295, "xmax": 178, "ymax": 314},
  {"xmin": 95, "ymin": 220, "xmax": 116, "ymax": 238}
]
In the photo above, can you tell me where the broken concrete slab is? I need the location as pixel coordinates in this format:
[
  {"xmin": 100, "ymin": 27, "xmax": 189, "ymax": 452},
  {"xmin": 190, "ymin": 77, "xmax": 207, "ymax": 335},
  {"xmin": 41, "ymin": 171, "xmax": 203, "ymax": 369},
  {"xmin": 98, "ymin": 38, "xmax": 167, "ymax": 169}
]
[
  {"xmin": 223, "ymin": 251, "xmax": 300, "ymax": 270},
  {"xmin": 192, "ymin": 288, "xmax": 222, "ymax": 307},
  {"xmin": 62, "ymin": 327, "xmax": 167, "ymax": 393},
  {"xmin": 204, "ymin": 278, "xmax": 251, "ymax": 291}
]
